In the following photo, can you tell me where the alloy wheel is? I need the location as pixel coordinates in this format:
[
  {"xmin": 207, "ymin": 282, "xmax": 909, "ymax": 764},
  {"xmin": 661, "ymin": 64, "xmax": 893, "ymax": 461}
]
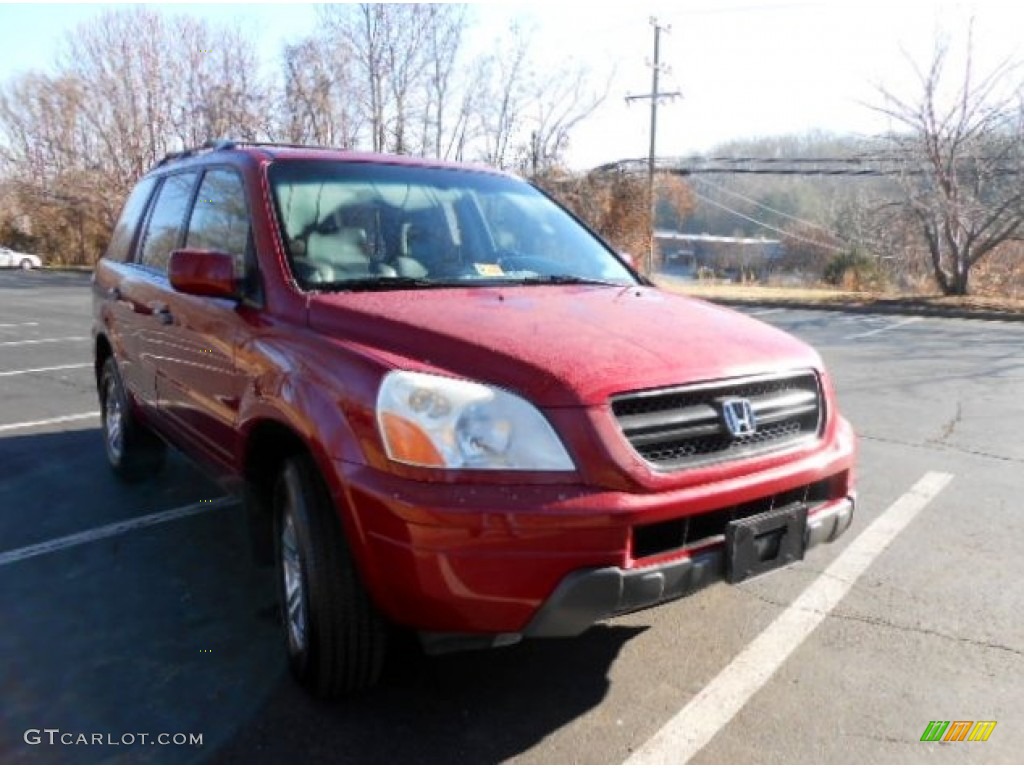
[{"xmin": 280, "ymin": 507, "xmax": 308, "ymax": 654}]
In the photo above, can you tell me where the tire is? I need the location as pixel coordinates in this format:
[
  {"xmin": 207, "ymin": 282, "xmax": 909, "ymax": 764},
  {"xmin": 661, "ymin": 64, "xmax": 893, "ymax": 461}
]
[
  {"xmin": 274, "ymin": 454, "xmax": 387, "ymax": 696},
  {"xmin": 19, "ymin": 259, "xmax": 32, "ymax": 270},
  {"xmin": 99, "ymin": 357, "xmax": 166, "ymax": 482}
]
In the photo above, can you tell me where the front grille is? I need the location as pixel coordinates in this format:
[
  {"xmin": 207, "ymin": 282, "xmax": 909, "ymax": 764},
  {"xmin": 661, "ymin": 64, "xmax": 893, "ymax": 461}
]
[
  {"xmin": 611, "ymin": 371, "xmax": 823, "ymax": 470},
  {"xmin": 632, "ymin": 479, "xmax": 832, "ymax": 559}
]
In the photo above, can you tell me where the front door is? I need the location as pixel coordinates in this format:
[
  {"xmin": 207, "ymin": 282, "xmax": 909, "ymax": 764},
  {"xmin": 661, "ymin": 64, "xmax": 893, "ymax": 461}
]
[{"xmin": 157, "ymin": 167, "xmax": 254, "ymax": 467}]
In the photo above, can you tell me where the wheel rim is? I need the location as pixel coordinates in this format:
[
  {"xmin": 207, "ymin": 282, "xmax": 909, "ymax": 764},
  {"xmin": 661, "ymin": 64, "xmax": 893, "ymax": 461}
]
[
  {"xmin": 20, "ymin": 260, "xmax": 30, "ymax": 270},
  {"xmin": 280, "ymin": 507, "xmax": 308, "ymax": 654},
  {"xmin": 104, "ymin": 375, "xmax": 124, "ymax": 464}
]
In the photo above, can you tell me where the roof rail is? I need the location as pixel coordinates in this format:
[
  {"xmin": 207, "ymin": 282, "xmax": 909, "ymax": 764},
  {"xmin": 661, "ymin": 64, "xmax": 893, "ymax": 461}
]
[
  {"xmin": 151, "ymin": 138, "xmax": 240, "ymax": 169},
  {"xmin": 151, "ymin": 139, "xmax": 333, "ymax": 169},
  {"xmin": 203, "ymin": 139, "xmax": 238, "ymax": 152},
  {"xmin": 210, "ymin": 140, "xmax": 336, "ymax": 152}
]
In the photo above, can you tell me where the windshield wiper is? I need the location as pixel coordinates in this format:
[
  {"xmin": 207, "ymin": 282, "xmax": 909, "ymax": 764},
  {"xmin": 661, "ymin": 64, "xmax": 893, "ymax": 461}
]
[
  {"xmin": 514, "ymin": 274, "xmax": 631, "ymax": 287},
  {"xmin": 315, "ymin": 274, "xmax": 633, "ymax": 291},
  {"xmin": 317, "ymin": 276, "xmax": 461, "ymax": 291}
]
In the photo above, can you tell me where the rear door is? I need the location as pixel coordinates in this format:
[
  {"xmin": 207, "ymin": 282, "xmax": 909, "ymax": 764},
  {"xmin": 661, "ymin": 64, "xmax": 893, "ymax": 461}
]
[
  {"xmin": 95, "ymin": 179, "xmax": 148, "ymax": 399},
  {"xmin": 122, "ymin": 171, "xmax": 201, "ymax": 412},
  {"xmin": 157, "ymin": 167, "xmax": 255, "ymax": 467}
]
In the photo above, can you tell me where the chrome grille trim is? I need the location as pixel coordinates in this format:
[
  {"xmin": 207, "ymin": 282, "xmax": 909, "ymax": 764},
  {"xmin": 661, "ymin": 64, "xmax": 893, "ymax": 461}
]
[{"xmin": 611, "ymin": 371, "xmax": 823, "ymax": 470}]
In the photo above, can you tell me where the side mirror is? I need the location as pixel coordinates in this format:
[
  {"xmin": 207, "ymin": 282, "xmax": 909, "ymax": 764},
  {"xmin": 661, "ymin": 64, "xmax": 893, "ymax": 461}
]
[
  {"xmin": 169, "ymin": 249, "xmax": 238, "ymax": 299},
  {"xmin": 619, "ymin": 252, "xmax": 639, "ymax": 271}
]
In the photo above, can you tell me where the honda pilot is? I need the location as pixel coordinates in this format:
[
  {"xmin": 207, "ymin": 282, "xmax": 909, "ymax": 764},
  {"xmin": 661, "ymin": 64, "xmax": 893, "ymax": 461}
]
[{"xmin": 92, "ymin": 140, "xmax": 857, "ymax": 696}]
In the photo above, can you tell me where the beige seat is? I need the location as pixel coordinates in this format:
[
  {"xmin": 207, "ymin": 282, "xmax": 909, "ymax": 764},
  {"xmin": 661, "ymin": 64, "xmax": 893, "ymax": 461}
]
[
  {"xmin": 402, "ymin": 222, "xmax": 456, "ymax": 277},
  {"xmin": 306, "ymin": 227, "xmax": 373, "ymax": 278}
]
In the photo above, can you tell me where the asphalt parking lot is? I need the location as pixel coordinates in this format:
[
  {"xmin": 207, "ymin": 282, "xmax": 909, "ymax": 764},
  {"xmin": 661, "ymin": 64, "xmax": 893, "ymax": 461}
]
[{"xmin": 1, "ymin": 270, "xmax": 1022, "ymax": 764}]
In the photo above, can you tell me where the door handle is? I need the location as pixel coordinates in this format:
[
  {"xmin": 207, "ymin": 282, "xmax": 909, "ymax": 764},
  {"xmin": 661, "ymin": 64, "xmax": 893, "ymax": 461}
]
[{"xmin": 149, "ymin": 302, "xmax": 174, "ymax": 325}]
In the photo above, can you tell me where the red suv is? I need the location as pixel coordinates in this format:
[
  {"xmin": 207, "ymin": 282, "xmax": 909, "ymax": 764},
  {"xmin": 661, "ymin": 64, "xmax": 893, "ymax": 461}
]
[{"xmin": 92, "ymin": 141, "xmax": 856, "ymax": 696}]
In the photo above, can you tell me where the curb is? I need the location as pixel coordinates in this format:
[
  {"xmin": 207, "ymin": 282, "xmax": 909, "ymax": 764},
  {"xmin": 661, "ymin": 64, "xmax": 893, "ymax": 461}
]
[{"xmin": 698, "ymin": 296, "xmax": 1024, "ymax": 323}]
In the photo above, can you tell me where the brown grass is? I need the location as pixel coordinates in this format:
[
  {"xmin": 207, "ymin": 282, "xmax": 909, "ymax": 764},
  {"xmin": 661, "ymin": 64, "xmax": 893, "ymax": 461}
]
[{"xmin": 655, "ymin": 277, "xmax": 1024, "ymax": 316}]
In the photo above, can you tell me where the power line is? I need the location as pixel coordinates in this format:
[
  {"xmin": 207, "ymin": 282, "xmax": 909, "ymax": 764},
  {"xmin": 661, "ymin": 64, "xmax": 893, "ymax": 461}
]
[
  {"xmin": 595, "ymin": 154, "xmax": 1023, "ymax": 177},
  {"xmin": 691, "ymin": 175, "xmax": 840, "ymax": 237},
  {"xmin": 690, "ymin": 189, "xmax": 845, "ymax": 252}
]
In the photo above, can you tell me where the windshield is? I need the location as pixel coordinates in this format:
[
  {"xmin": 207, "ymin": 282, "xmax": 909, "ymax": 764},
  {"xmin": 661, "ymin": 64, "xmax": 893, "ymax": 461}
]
[{"xmin": 268, "ymin": 160, "xmax": 637, "ymax": 290}]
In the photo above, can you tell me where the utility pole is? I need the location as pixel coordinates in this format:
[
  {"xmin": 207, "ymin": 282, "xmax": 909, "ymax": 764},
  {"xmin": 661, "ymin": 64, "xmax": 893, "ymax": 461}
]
[{"xmin": 626, "ymin": 18, "xmax": 680, "ymax": 275}]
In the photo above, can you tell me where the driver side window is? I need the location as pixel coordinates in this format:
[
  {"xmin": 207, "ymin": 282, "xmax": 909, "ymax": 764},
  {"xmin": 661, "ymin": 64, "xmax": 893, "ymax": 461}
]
[
  {"xmin": 185, "ymin": 168, "xmax": 259, "ymax": 299},
  {"xmin": 186, "ymin": 169, "xmax": 250, "ymax": 274}
]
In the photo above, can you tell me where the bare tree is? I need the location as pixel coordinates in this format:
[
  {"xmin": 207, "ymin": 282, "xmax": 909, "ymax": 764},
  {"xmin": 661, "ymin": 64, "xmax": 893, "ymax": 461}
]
[
  {"xmin": 279, "ymin": 35, "xmax": 362, "ymax": 146},
  {"xmin": 474, "ymin": 25, "xmax": 608, "ymax": 174},
  {"xmin": 477, "ymin": 25, "xmax": 530, "ymax": 170},
  {"xmin": 319, "ymin": 4, "xmax": 429, "ymax": 154},
  {"xmin": 420, "ymin": 4, "xmax": 469, "ymax": 159},
  {"xmin": 382, "ymin": 5, "xmax": 431, "ymax": 153},
  {"xmin": 522, "ymin": 62, "xmax": 609, "ymax": 175},
  {"xmin": 310, "ymin": 4, "xmax": 490, "ymax": 159},
  {"xmin": 875, "ymin": 25, "xmax": 1024, "ymax": 295},
  {"xmin": 0, "ymin": 8, "xmax": 269, "ymax": 264},
  {"xmin": 55, "ymin": 8, "xmax": 269, "ymax": 189}
]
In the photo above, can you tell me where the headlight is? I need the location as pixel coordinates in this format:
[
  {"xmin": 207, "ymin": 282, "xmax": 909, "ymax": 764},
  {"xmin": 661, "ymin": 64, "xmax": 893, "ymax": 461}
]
[{"xmin": 376, "ymin": 371, "xmax": 575, "ymax": 470}]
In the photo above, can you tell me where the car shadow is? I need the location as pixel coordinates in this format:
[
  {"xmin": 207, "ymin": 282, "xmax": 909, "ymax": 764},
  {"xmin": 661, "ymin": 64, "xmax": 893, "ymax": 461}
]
[{"xmin": 212, "ymin": 624, "xmax": 646, "ymax": 764}]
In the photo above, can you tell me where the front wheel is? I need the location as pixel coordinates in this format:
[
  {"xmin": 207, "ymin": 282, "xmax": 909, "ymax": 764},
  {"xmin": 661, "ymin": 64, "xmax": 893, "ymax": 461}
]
[
  {"xmin": 274, "ymin": 455, "xmax": 387, "ymax": 696},
  {"xmin": 19, "ymin": 259, "xmax": 33, "ymax": 270},
  {"xmin": 99, "ymin": 357, "xmax": 165, "ymax": 482}
]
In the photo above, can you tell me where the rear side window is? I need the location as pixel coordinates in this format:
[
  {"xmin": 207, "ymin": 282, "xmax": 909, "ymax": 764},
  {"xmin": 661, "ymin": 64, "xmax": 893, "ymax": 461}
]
[
  {"xmin": 186, "ymin": 169, "xmax": 250, "ymax": 275},
  {"xmin": 138, "ymin": 172, "xmax": 198, "ymax": 272},
  {"xmin": 106, "ymin": 178, "xmax": 156, "ymax": 262}
]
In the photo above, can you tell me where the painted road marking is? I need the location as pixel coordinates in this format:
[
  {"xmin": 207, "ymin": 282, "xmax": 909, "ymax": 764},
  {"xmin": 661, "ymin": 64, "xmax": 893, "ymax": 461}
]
[
  {"xmin": 845, "ymin": 317, "xmax": 921, "ymax": 340},
  {"xmin": 625, "ymin": 471, "xmax": 955, "ymax": 765},
  {"xmin": 748, "ymin": 308, "xmax": 784, "ymax": 317},
  {"xmin": 0, "ymin": 498, "xmax": 236, "ymax": 567},
  {"xmin": 0, "ymin": 321, "xmax": 40, "ymax": 328},
  {"xmin": 0, "ymin": 412, "xmax": 100, "ymax": 434},
  {"xmin": 0, "ymin": 363, "xmax": 91, "ymax": 377},
  {"xmin": 0, "ymin": 336, "xmax": 89, "ymax": 347}
]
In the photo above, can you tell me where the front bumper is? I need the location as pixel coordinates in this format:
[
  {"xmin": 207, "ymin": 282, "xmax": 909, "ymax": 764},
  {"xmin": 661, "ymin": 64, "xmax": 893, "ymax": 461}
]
[
  {"xmin": 336, "ymin": 417, "xmax": 856, "ymax": 647},
  {"xmin": 525, "ymin": 495, "xmax": 854, "ymax": 638}
]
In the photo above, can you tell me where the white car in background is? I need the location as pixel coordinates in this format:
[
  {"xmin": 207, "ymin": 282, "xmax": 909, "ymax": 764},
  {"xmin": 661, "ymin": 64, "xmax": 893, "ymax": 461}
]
[{"xmin": 0, "ymin": 246, "xmax": 42, "ymax": 269}]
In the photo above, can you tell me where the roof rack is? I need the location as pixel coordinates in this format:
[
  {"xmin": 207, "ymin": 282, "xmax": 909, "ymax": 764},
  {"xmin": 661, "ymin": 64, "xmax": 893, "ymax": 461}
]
[
  {"xmin": 152, "ymin": 139, "xmax": 334, "ymax": 169},
  {"xmin": 217, "ymin": 140, "xmax": 335, "ymax": 151},
  {"xmin": 153, "ymin": 139, "xmax": 229, "ymax": 169}
]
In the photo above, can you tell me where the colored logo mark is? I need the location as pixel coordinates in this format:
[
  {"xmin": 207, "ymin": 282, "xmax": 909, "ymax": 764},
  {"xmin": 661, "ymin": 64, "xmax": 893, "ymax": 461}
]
[{"xmin": 920, "ymin": 720, "xmax": 996, "ymax": 742}]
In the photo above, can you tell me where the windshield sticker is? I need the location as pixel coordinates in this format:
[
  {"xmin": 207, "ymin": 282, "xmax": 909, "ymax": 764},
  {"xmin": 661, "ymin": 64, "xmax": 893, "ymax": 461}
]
[{"xmin": 473, "ymin": 263, "xmax": 504, "ymax": 277}]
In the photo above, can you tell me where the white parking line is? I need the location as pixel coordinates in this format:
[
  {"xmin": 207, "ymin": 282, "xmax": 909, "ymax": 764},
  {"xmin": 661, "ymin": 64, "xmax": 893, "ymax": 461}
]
[
  {"xmin": 625, "ymin": 471, "xmax": 954, "ymax": 765},
  {"xmin": 0, "ymin": 321, "xmax": 40, "ymax": 328},
  {"xmin": 0, "ymin": 498, "xmax": 236, "ymax": 567},
  {"xmin": 0, "ymin": 363, "xmax": 91, "ymax": 377},
  {"xmin": 845, "ymin": 317, "xmax": 921, "ymax": 340},
  {"xmin": 0, "ymin": 412, "xmax": 100, "ymax": 434},
  {"xmin": 0, "ymin": 336, "xmax": 89, "ymax": 347}
]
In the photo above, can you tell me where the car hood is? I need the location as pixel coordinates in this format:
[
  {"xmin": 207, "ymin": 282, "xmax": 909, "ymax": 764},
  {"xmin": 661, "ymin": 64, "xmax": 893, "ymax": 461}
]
[{"xmin": 308, "ymin": 284, "xmax": 820, "ymax": 407}]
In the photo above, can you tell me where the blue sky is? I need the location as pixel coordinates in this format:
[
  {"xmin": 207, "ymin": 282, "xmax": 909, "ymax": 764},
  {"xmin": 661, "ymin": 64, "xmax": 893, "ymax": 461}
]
[
  {"xmin": 0, "ymin": 3, "xmax": 319, "ymax": 77},
  {"xmin": 1, "ymin": 1, "xmax": 1022, "ymax": 168}
]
